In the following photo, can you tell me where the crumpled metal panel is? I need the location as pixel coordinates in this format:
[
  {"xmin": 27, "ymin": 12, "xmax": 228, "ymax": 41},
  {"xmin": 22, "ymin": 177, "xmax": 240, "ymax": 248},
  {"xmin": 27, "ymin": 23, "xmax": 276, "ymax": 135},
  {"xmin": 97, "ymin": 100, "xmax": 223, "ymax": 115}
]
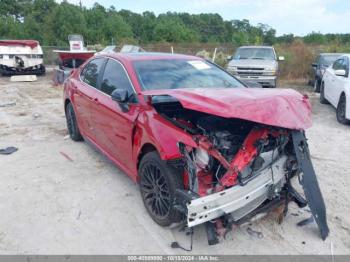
[
  {"xmin": 186, "ymin": 156, "xmax": 287, "ymax": 227},
  {"xmin": 142, "ymin": 87, "xmax": 311, "ymax": 130}
]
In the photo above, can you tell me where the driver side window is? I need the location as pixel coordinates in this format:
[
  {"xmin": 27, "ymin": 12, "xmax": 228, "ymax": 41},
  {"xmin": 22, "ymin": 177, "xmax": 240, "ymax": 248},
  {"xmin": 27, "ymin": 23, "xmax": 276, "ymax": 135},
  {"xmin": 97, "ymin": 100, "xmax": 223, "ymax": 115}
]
[
  {"xmin": 101, "ymin": 59, "xmax": 136, "ymax": 102},
  {"xmin": 333, "ymin": 59, "xmax": 344, "ymax": 70}
]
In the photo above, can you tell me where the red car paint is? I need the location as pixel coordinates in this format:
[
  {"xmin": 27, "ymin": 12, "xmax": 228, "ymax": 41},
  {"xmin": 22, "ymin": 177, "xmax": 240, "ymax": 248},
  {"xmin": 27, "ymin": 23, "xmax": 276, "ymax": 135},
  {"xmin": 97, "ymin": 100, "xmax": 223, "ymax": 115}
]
[
  {"xmin": 219, "ymin": 128, "xmax": 287, "ymax": 187},
  {"xmin": 64, "ymin": 53, "xmax": 312, "ymax": 187},
  {"xmin": 56, "ymin": 52, "xmax": 94, "ymax": 62},
  {"xmin": 0, "ymin": 40, "xmax": 39, "ymax": 49},
  {"xmin": 141, "ymin": 88, "xmax": 312, "ymax": 130}
]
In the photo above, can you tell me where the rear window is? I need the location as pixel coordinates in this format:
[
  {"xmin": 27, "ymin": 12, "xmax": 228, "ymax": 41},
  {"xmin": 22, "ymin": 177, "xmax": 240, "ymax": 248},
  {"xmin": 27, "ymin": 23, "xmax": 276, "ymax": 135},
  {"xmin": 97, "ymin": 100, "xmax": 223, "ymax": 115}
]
[
  {"xmin": 234, "ymin": 48, "xmax": 275, "ymax": 60},
  {"xmin": 320, "ymin": 55, "xmax": 341, "ymax": 66},
  {"xmin": 133, "ymin": 59, "xmax": 244, "ymax": 91},
  {"xmin": 81, "ymin": 58, "xmax": 105, "ymax": 88}
]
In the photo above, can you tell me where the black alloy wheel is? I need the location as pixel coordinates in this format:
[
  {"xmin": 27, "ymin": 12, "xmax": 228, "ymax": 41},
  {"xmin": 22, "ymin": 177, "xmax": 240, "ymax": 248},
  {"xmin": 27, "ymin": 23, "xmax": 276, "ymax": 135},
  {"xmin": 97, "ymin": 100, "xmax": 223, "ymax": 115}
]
[
  {"xmin": 336, "ymin": 95, "xmax": 350, "ymax": 125},
  {"xmin": 65, "ymin": 103, "xmax": 83, "ymax": 141},
  {"xmin": 141, "ymin": 163, "xmax": 170, "ymax": 218},
  {"xmin": 139, "ymin": 151, "xmax": 183, "ymax": 226}
]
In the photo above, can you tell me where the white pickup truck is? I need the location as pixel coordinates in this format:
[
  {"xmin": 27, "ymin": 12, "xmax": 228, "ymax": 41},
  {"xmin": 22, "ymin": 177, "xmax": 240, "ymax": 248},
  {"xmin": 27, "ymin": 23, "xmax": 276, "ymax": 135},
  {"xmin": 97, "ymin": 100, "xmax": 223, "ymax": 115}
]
[
  {"xmin": 0, "ymin": 40, "xmax": 45, "ymax": 76},
  {"xmin": 227, "ymin": 46, "xmax": 284, "ymax": 88}
]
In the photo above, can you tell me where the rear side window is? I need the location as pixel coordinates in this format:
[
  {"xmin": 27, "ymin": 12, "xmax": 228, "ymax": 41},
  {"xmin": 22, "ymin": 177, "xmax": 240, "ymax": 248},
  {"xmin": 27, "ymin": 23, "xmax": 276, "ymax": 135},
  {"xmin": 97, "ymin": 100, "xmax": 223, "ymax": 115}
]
[
  {"xmin": 101, "ymin": 59, "xmax": 134, "ymax": 96},
  {"xmin": 81, "ymin": 58, "xmax": 105, "ymax": 88}
]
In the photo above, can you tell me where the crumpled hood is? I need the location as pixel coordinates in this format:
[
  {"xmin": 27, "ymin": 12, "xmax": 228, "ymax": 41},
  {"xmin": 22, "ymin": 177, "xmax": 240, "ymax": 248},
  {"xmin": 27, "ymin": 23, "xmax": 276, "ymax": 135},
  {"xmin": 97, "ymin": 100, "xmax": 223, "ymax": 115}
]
[
  {"xmin": 228, "ymin": 59, "xmax": 277, "ymax": 69},
  {"xmin": 142, "ymin": 88, "xmax": 312, "ymax": 130}
]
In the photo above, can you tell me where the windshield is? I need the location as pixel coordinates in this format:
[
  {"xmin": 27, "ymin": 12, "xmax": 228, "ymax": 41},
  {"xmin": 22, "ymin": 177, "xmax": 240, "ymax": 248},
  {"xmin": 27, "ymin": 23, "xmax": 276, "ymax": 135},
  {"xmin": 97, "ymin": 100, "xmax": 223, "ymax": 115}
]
[
  {"xmin": 234, "ymin": 48, "xmax": 275, "ymax": 60},
  {"xmin": 133, "ymin": 59, "xmax": 244, "ymax": 91},
  {"xmin": 320, "ymin": 55, "xmax": 341, "ymax": 66}
]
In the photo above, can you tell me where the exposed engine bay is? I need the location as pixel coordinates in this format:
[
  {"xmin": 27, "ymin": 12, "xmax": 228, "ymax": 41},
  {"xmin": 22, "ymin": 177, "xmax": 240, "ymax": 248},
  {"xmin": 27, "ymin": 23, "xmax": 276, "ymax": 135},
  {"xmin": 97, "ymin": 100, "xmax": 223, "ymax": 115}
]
[{"xmin": 152, "ymin": 96, "xmax": 329, "ymax": 245}]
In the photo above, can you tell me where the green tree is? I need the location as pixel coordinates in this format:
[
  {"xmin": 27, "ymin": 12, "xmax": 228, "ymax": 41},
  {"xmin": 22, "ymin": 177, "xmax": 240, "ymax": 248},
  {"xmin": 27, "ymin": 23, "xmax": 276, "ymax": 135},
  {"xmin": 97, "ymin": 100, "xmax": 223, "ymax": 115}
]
[
  {"xmin": 103, "ymin": 12, "xmax": 133, "ymax": 45},
  {"xmin": 44, "ymin": 1, "xmax": 87, "ymax": 45},
  {"xmin": 153, "ymin": 14, "xmax": 198, "ymax": 42}
]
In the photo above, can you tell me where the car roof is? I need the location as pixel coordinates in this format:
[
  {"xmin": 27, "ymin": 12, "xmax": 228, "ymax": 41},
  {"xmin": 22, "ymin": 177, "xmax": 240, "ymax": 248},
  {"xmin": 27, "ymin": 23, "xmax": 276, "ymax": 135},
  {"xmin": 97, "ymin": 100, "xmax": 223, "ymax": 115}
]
[
  {"xmin": 339, "ymin": 54, "xmax": 350, "ymax": 59},
  {"xmin": 238, "ymin": 46, "xmax": 273, "ymax": 49},
  {"xmin": 319, "ymin": 53, "xmax": 345, "ymax": 56},
  {"xmin": 96, "ymin": 52, "xmax": 201, "ymax": 62}
]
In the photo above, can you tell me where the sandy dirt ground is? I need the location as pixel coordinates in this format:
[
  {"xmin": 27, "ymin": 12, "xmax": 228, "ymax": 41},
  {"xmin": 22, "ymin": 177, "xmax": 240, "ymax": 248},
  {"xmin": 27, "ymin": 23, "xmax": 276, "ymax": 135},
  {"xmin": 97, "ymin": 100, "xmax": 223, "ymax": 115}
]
[{"xmin": 0, "ymin": 74, "xmax": 350, "ymax": 255}]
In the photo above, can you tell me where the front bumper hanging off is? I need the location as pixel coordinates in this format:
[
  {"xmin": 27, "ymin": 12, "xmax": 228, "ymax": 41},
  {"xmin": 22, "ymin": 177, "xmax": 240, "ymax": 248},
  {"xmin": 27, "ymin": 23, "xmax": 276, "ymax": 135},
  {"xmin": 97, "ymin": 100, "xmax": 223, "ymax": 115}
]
[
  {"xmin": 176, "ymin": 131, "xmax": 329, "ymax": 243},
  {"xmin": 186, "ymin": 156, "xmax": 287, "ymax": 227}
]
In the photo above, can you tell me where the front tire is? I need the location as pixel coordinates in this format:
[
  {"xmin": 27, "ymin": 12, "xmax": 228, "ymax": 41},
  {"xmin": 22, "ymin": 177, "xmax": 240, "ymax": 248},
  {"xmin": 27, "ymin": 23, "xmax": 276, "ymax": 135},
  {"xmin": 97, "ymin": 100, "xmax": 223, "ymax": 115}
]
[
  {"xmin": 139, "ymin": 151, "xmax": 183, "ymax": 226},
  {"xmin": 65, "ymin": 103, "xmax": 83, "ymax": 141},
  {"xmin": 336, "ymin": 95, "xmax": 350, "ymax": 125},
  {"xmin": 320, "ymin": 82, "xmax": 329, "ymax": 104}
]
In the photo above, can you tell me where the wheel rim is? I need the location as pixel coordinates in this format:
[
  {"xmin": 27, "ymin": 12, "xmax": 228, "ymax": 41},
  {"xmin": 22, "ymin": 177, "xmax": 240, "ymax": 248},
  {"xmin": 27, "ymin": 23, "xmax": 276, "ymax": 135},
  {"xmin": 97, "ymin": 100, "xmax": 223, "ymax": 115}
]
[
  {"xmin": 141, "ymin": 163, "xmax": 171, "ymax": 219},
  {"xmin": 337, "ymin": 99, "xmax": 346, "ymax": 120}
]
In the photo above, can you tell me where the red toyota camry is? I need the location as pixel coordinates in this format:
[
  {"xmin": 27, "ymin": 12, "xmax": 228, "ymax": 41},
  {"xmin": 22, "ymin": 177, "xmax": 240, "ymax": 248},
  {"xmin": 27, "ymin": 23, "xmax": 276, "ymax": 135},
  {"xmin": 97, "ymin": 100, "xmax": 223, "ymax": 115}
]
[{"xmin": 63, "ymin": 52, "xmax": 328, "ymax": 244}]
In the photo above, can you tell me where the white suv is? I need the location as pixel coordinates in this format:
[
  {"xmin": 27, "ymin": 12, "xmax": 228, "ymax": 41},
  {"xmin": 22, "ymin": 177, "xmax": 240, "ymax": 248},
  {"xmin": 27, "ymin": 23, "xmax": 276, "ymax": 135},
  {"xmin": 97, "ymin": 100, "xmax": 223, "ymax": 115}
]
[{"xmin": 321, "ymin": 54, "xmax": 350, "ymax": 124}]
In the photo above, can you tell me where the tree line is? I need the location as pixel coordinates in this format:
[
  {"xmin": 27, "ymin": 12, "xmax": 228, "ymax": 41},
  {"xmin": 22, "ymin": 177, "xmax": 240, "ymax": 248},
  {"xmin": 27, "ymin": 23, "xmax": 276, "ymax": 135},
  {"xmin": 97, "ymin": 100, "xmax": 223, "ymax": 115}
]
[{"xmin": 1, "ymin": 0, "xmax": 349, "ymax": 47}]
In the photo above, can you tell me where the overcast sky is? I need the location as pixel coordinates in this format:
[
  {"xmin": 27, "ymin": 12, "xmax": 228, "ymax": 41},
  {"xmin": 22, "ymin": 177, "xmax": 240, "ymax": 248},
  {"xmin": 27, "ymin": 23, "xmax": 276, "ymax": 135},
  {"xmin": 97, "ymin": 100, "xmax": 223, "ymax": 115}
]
[{"xmin": 64, "ymin": 0, "xmax": 350, "ymax": 36}]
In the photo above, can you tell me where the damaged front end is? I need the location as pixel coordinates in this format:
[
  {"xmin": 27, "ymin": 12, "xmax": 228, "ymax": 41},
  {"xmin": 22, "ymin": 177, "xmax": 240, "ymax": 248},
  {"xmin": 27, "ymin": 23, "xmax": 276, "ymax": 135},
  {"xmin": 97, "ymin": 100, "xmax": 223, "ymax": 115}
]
[{"xmin": 150, "ymin": 93, "xmax": 329, "ymax": 244}]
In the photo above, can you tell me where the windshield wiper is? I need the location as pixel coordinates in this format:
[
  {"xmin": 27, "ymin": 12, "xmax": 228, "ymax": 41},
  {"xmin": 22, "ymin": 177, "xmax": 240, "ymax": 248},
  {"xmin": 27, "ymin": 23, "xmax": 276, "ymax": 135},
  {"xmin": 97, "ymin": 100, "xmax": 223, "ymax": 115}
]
[{"xmin": 252, "ymin": 57, "xmax": 265, "ymax": 60}]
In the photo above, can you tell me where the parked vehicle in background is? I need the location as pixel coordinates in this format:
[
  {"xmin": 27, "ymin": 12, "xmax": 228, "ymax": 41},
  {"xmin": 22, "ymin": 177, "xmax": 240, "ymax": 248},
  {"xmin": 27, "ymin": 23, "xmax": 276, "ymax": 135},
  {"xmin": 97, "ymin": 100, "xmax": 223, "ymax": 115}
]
[
  {"xmin": 63, "ymin": 52, "xmax": 328, "ymax": 244},
  {"xmin": 311, "ymin": 53, "xmax": 343, "ymax": 92},
  {"xmin": 226, "ymin": 46, "xmax": 284, "ymax": 88},
  {"xmin": 321, "ymin": 54, "xmax": 350, "ymax": 124},
  {"xmin": 0, "ymin": 40, "xmax": 45, "ymax": 76},
  {"xmin": 52, "ymin": 35, "xmax": 95, "ymax": 85}
]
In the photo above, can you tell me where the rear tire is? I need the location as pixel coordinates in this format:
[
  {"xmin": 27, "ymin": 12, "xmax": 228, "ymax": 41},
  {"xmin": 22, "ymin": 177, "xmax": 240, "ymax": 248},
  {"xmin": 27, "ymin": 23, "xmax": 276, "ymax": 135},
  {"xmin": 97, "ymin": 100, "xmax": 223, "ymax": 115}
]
[
  {"xmin": 320, "ymin": 82, "xmax": 329, "ymax": 104},
  {"xmin": 336, "ymin": 95, "xmax": 350, "ymax": 125},
  {"xmin": 139, "ymin": 151, "xmax": 183, "ymax": 227},
  {"xmin": 313, "ymin": 78, "xmax": 320, "ymax": 93},
  {"xmin": 65, "ymin": 103, "xmax": 83, "ymax": 141}
]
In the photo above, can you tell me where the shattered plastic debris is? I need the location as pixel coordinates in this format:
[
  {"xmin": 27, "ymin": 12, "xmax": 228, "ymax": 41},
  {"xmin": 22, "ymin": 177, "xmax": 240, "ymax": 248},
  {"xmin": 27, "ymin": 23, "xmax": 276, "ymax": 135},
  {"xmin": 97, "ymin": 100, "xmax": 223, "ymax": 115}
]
[
  {"xmin": 246, "ymin": 227, "xmax": 264, "ymax": 239},
  {"xmin": 33, "ymin": 113, "xmax": 40, "ymax": 119},
  {"xmin": 59, "ymin": 151, "xmax": 74, "ymax": 162},
  {"xmin": 0, "ymin": 102, "xmax": 16, "ymax": 107},
  {"xmin": 297, "ymin": 216, "xmax": 315, "ymax": 227},
  {"xmin": 0, "ymin": 147, "xmax": 18, "ymax": 155}
]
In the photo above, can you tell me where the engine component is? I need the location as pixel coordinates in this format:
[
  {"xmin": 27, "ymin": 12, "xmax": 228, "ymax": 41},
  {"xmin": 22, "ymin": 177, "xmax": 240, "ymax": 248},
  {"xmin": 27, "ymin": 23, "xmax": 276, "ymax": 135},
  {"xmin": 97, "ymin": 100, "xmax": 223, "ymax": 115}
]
[
  {"xmin": 195, "ymin": 148, "xmax": 210, "ymax": 169},
  {"xmin": 212, "ymin": 131, "xmax": 242, "ymax": 159}
]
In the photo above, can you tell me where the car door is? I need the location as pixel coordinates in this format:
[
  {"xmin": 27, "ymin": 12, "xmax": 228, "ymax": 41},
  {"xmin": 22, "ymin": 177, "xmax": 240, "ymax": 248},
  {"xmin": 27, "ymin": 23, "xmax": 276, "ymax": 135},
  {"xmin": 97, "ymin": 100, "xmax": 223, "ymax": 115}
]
[
  {"xmin": 91, "ymin": 58, "xmax": 140, "ymax": 174},
  {"xmin": 73, "ymin": 58, "xmax": 106, "ymax": 140},
  {"xmin": 334, "ymin": 58, "xmax": 350, "ymax": 106},
  {"xmin": 327, "ymin": 58, "xmax": 348, "ymax": 106}
]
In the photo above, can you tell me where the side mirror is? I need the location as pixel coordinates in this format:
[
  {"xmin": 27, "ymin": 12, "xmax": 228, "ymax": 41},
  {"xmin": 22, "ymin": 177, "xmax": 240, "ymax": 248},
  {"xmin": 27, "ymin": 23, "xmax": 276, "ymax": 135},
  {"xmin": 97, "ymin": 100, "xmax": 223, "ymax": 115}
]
[
  {"xmin": 227, "ymin": 55, "xmax": 233, "ymax": 61},
  {"xmin": 334, "ymin": 69, "xmax": 346, "ymax": 77},
  {"xmin": 311, "ymin": 63, "xmax": 317, "ymax": 68},
  {"xmin": 111, "ymin": 89, "xmax": 131, "ymax": 112},
  {"xmin": 278, "ymin": 56, "xmax": 285, "ymax": 61},
  {"xmin": 111, "ymin": 89, "xmax": 129, "ymax": 103}
]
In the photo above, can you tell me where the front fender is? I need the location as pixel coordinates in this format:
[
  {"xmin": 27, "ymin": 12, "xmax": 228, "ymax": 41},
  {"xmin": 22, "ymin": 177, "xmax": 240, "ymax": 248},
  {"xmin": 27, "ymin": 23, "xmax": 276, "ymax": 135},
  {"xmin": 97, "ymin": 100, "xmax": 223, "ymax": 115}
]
[{"xmin": 133, "ymin": 110, "xmax": 197, "ymax": 164}]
